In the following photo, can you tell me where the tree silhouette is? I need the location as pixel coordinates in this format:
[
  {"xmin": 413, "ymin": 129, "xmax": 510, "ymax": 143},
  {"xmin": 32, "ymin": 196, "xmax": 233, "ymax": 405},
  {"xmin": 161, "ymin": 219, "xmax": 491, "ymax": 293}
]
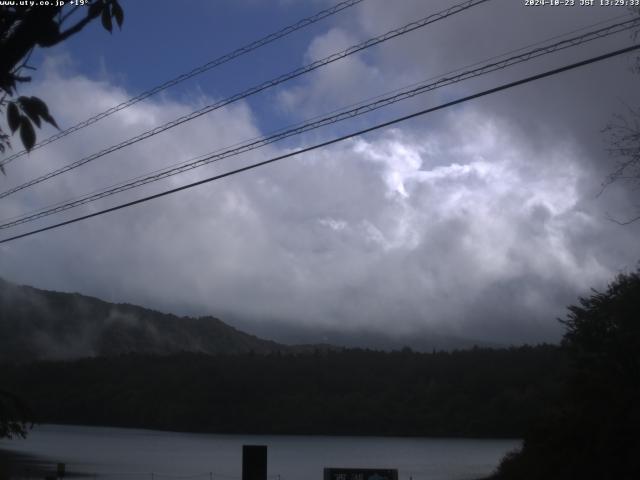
[
  {"xmin": 492, "ymin": 270, "xmax": 640, "ymax": 479},
  {"xmin": 0, "ymin": 389, "xmax": 31, "ymax": 439},
  {"xmin": 0, "ymin": 0, "xmax": 123, "ymax": 173}
]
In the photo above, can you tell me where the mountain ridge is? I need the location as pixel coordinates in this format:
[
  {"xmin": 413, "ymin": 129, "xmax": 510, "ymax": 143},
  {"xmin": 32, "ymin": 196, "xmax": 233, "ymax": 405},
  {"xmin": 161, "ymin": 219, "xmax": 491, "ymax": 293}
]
[
  {"xmin": 0, "ymin": 277, "xmax": 502, "ymax": 363},
  {"xmin": 0, "ymin": 277, "xmax": 290, "ymax": 362}
]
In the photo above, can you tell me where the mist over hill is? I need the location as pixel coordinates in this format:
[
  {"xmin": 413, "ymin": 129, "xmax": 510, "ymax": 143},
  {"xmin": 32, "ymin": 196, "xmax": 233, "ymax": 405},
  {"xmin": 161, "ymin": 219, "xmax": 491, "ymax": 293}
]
[
  {"xmin": 0, "ymin": 278, "xmax": 500, "ymax": 363},
  {"xmin": 0, "ymin": 278, "xmax": 286, "ymax": 362}
]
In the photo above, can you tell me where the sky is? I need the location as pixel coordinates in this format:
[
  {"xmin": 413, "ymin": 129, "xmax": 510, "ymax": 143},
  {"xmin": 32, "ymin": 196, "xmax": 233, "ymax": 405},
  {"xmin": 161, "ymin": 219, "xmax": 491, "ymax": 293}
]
[{"xmin": 1, "ymin": 0, "xmax": 640, "ymax": 346}]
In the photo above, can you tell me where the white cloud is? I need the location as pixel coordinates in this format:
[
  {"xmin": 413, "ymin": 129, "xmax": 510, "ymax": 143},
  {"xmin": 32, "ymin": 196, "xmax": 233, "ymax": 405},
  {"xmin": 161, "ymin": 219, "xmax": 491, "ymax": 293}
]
[
  {"xmin": 276, "ymin": 27, "xmax": 384, "ymax": 117},
  {"xmin": 2, "ymin": 0, "xmax": 640, "ymax": 347}
]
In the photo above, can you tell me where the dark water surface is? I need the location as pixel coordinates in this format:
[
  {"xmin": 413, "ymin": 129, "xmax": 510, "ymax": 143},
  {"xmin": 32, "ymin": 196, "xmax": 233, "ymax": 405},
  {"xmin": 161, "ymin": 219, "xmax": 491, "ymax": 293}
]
[{"xmin": 0, "ymin": 425, "xmax": 519, "ymax": 480}]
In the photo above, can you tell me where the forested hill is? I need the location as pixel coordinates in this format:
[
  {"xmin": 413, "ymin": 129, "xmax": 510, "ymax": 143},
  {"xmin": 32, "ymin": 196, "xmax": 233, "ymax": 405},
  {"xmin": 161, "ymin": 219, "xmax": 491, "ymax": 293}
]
[
  {"xmin": 3, "ymin": 346, "xmax": 567, "ymax": 438},
  {"xmin": 0, "ymin": 278, "xmax": 287, "ymax": 362},
  {"xmin": 1, "ymin": 278, "xmax": 570, "ymax": 438}
]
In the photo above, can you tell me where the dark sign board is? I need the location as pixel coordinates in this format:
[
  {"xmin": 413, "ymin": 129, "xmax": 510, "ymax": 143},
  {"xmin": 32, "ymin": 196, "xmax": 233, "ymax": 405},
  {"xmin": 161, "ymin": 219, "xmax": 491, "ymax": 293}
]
[
  {"xmin": 324, "ymin": 468, "xmax": 398, "ymax": 480},
  {"xmin": 242, "ymin": 445, "xmax": 267, "ymax": 480}
]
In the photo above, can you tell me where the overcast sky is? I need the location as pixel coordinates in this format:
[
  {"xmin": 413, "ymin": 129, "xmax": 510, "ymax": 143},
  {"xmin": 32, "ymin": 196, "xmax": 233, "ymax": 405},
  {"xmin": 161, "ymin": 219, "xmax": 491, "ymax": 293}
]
[{"xmin": 1, "ymin": 0, "xmax": 640, "ymax": 345}]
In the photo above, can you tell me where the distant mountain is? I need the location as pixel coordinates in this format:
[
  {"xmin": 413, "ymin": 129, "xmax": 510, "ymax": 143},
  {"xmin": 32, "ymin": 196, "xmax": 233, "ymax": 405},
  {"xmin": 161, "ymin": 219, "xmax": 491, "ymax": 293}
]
[
  {"xmin": 229, "ymin": 316, "xmax": 506, "ymax": 352},
  {"xmin": 0, "ymin": 278, "xmax": 288, "ymax": 363}
]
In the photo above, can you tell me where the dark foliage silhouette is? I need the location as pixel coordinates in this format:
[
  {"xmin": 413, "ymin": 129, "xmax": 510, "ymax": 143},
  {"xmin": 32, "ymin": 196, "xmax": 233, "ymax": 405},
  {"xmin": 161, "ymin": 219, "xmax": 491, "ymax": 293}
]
[
  {"xmin": 0, "ymin": 0, "xmax": 123, "ymax": 168},
  {"xmin": 0, "ymin": 389, "xmax": 31, "ymax": 439},
  {"xmin": 490, "ymin": 270, "xmax": 640, "ymax": 479}
]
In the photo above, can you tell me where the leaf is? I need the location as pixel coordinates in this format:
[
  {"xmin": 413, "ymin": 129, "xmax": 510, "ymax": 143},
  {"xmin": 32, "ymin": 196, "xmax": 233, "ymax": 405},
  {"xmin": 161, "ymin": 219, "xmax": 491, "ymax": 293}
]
[
  {"xmin": 18, "ymin": 97, "xmax": 41, "ymax": 128},
  {"xmin": 101, "ymin": 5, "xmax": 113, "ymax": 33},
  {"xmin": 88, "ymin": 0, "xmax": 103, "ymax": 19},
  {"xmin": 23, "ymin": 96, "xmax": 47, "ymax": 113},
  {"xmin": 19, "ymin": 116, "xmax": 36, "ymax": 151},
  {"xmin": 7, "ymin": 102, "xmax": 20, "ymax": 133},
  {"xmin": 20, "ymin": 96, "xmax": 58, "ymax": 129},
  {"xmin": 41, "ymin": 111, "xmax": 59, "ymax": 130},
  {"xmin": 112, "ymin": 0, "xmax": 124, "ymax": 28}
]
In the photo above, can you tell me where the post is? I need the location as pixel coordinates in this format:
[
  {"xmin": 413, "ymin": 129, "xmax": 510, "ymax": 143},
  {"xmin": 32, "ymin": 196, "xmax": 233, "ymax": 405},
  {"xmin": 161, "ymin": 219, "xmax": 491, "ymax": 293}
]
[{"xmin": 242, "ymin": 445, "xmax": 267, "ymax": 480}]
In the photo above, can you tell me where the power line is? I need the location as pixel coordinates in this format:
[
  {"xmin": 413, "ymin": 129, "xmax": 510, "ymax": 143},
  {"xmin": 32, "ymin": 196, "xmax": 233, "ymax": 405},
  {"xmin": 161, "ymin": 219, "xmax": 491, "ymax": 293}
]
[
  {"xmin": 1, "ymin": 43, "xmax": 637, "ymax": 245},
  {"xmin": 1, "ymin": 16, "xmax": 636, "ymax": 230},
  {"xmin": 1, "ymin": 16, "xmax": 635, "ymax": 227},
  {"xmin": 0, "ymin": 0, "xmax": 365, "ymax": 168},
  {"xmin": 0, "ymin": 0, "xmax": 491, "ymax": 200}
]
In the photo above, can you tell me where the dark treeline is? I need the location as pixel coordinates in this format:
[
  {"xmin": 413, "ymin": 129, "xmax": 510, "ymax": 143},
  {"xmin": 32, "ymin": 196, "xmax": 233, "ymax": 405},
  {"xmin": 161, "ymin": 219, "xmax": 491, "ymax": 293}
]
[{"xmin": 2, "ymin": 345, "xmax": 566, "ymax": 438}]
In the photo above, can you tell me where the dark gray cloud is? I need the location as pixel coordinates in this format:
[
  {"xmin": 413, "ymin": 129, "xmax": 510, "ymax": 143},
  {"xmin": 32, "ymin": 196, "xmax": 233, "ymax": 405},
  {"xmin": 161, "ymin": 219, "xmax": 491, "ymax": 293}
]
[{"xmin": 1, "ymin": 0, "xmax": 640, "ymax": 346}]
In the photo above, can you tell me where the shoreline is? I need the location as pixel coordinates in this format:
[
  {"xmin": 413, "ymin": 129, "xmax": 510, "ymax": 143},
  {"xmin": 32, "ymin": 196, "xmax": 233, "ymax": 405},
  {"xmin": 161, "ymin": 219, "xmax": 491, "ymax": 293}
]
[
  {"xmin": 1, "ymin": 426, "xmax": 516, "ymax": 480},
  {"xmin": 0, "ymin": 449, "xmax": 88, "ymax": 479},
  {"xmin": 0, "ymin": 448, "xmax": 53, "ymax": 479},
  {"xmin": 21, "ymin": 421, "xmax": 524, "ymax": 442}
]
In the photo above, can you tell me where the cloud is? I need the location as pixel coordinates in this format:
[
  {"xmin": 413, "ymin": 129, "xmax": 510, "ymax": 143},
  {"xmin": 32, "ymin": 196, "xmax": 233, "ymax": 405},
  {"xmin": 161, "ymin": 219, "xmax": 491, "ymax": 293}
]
[
  {"xmin": 2, "ymin": 2, "xmax": 640, "ymax": 347},
  {"xmin": 277, "ymin": 28, "xmax": 384, "ymax": 117}
]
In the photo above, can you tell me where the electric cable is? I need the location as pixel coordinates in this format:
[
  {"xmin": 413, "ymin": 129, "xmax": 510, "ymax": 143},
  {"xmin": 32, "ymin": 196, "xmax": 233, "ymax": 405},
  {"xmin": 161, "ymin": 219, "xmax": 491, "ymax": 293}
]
[
  {"xmin": 0, "ymin": 0, "xmax": 365, "ymax": 168},
  {"xmin": 0, "ymin": 0, "xmax": 491, "ymax": 199},
  {"xmin": 1, "ymin": 17, "xmax": 636, "ymax": 230},
  {"xmin": 1, "ymin": 43, "xmax": 637, "ymax": 245}
]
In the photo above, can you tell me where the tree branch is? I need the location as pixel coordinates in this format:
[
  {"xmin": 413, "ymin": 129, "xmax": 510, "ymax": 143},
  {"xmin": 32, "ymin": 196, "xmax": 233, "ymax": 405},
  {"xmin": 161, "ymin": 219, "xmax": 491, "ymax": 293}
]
[{"xmin": 56, "ymin": 13, "xmax": 95, "ymax": 43}]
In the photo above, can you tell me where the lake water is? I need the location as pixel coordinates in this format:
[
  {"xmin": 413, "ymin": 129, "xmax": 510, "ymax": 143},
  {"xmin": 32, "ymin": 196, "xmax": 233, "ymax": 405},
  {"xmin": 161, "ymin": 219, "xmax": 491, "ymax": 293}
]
[{"xmin": 0, "ymin": 425, "xmax": 519, "ymax": 480}]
